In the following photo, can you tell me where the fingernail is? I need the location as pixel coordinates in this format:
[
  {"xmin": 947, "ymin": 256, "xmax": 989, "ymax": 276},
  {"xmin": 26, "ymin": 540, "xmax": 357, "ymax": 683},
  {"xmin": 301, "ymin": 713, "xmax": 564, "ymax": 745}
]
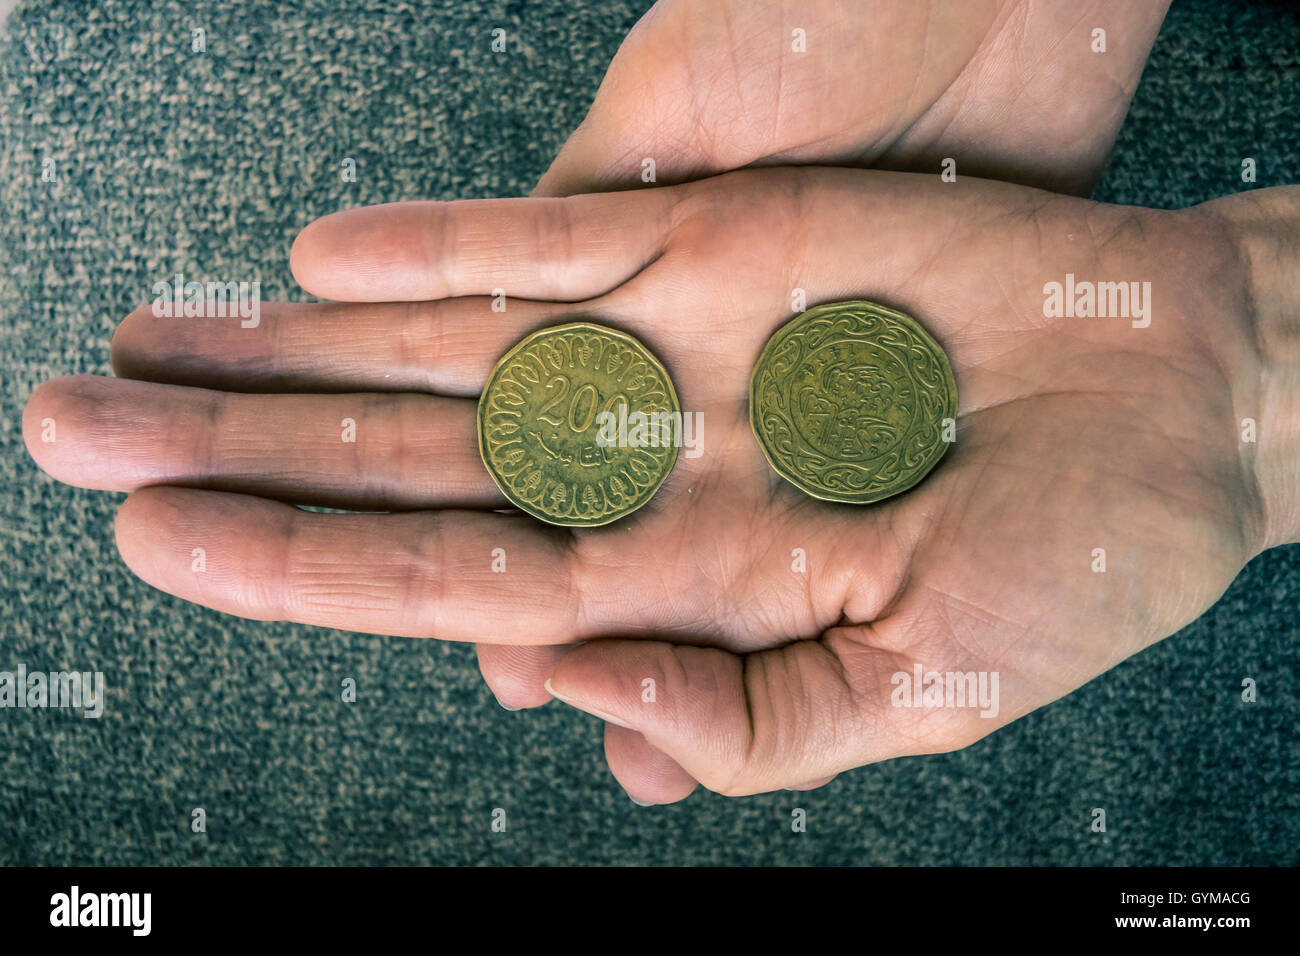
[
  {"xmin": 544, "ymin": 679, "xmax": 637, "ymax": 730},
  {"xmin": 495, "ymin": 697, "xmax": 522, "ymax": 712},
  {"xmin": 629, "ymin": 796, "xmax": 654, "ymax": 807}
]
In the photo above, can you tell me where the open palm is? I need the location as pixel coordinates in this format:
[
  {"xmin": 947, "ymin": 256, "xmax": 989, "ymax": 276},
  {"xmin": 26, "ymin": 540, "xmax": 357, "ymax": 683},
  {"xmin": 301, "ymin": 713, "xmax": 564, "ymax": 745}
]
[
  {"xmin": 25, "ymin": 168, "xmax": 1285, "ymax": 797},
  {"xmin": 521, "ymin": 0, "xmax": 1177, "ymax": 799}
]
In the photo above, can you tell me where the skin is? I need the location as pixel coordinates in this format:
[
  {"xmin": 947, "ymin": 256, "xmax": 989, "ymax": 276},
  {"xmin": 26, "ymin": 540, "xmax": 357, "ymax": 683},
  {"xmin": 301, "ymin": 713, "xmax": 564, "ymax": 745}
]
[
  {"xmin": 534, "ymin": 0, "xmax": 1174, "ymax": 198},
  {"xmin": 491, "ymin": 0, "xmax": 1175, "ymax": 798},
  {"xmin": 23, "ymin": 170, "xmax": 1300, "ymax": 800}
]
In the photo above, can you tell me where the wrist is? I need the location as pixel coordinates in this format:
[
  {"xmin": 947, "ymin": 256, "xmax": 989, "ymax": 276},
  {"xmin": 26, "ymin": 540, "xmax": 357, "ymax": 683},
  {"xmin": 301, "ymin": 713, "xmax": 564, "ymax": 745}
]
[{"xmin": 1209, "ymin": 187, "xmax": 1300, "ymax": 551}]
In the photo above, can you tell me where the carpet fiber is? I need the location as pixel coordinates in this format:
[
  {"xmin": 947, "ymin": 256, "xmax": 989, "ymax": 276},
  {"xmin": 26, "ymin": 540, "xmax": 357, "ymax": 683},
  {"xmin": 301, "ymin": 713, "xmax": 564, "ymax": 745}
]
[{"xmin": 1, "ymin": 0, "xmax": 1297, "ymax": 865}]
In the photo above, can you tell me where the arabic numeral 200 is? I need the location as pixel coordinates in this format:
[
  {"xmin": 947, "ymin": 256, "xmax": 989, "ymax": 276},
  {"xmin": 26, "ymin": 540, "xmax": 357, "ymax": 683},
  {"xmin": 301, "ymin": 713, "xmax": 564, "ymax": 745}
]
[{"xmin": 537, "ymin": 376, "xmax": 628, "ymax": 433}]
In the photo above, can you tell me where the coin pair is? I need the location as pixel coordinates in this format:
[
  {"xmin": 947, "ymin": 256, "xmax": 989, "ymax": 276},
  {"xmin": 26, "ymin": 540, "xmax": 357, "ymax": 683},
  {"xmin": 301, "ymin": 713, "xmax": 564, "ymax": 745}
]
[{"xmin": 477, "ymin": 301, "xmax": 959, "ymax": 526}]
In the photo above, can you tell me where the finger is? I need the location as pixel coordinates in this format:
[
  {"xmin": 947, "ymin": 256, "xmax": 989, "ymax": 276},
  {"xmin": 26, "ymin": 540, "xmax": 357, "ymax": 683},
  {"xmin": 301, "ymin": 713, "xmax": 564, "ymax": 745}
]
[
  {"xmin": 112, "ymin": 298, "xmax": 588, "ymax": 397},
  {"xmin": 289, "ymin": 190, "xmax": 676, "ymax": 303},
  {"xmin": 113, "ymin": 486, "xmax": 611, "ymax": 643},
  {"xmin": 477, "ymin": 643, "xmax": 572, "ymax": 709},
  {"xmin": 603, "ymin": 724, "xmax": 698, "ymax": 806},
  {"xmin": 877, "ymin": 0, "xmax": 1175, "ymax": 196},
  {"xmin": 545, "ymin": 630, "xmax": 998, "ymax": 795},
  {"xmin": 25, "ymin": 375, "xmax": 501, "ymax": 510},
  {"xmin": 532, "ymin": 0, "xmax": 990, "ymax": 198}
]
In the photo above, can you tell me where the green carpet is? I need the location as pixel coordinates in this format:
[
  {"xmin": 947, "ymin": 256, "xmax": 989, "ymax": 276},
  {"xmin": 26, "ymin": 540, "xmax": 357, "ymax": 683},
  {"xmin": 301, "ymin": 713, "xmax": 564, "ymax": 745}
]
[{"xmin": 1, "ymin": 0, "xmax": 1296, "ymax": 865}]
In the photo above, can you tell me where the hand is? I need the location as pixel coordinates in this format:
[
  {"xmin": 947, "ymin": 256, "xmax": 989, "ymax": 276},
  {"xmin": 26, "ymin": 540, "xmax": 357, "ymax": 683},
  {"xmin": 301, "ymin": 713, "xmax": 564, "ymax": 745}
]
[
  {"xmin": 25, "ymin": 169, "xmax": 1298, "ymax": 798},
  {"xmin": 536, "ymin": 0, "xmax": 1172, "ymax": 198},
  {"xmin": 510, "ymin": 0, "xmax": 1174, "ymax": 799}
]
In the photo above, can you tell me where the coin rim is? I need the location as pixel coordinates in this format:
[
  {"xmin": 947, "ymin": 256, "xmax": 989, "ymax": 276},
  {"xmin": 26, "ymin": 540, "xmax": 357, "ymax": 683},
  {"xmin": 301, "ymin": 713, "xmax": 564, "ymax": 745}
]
[
  {"xmin": 478, "ymin": 321, "xmax": 681, "ymax": 527},
  {"xmin": 748, "ymin": 300, "xmax": 958, "ymax": 505}
]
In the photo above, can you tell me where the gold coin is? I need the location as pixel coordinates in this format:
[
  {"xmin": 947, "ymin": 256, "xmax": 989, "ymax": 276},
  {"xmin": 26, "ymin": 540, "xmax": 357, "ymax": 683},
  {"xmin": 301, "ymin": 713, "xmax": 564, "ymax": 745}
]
[
  {"xmin": 478, "ymin": 322, "xmax": 680, "ymax": 526},
  {"xmin": 749, "ymin": 300, "xmax": 958, "ymax": 504}
]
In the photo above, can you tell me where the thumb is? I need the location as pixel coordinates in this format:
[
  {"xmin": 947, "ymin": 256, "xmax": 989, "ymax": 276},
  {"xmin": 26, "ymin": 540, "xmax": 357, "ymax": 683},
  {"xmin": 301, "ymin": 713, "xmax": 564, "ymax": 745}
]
[
  {"xmin": 532, "ymin": 3, "xmax": 729, "ymax": 198},
  {"xmin": 532, "ymin": 74, "xmax": 717, "ymax": 199},
  {"xmin": 544, "ymin": 634, "xmax": 910, "ymax": 795}
]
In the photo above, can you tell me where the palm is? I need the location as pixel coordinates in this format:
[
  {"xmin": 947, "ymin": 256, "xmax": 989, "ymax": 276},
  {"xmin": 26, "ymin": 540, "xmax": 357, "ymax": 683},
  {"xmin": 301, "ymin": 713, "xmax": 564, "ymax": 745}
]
[
  {"xmin": 537, "ymin": 0, "xmax": 1172, "ymax": 197},
  {"xmin": 26, "ymin": 168, "xmax": 1267, "ymax": 795},
  {"xmin": 628, "ymin": 321, "xmax": 1247, "ymax": 668},
  {"xmin": 539, "ymin": 170, "xmax": 1255, "ymax": 750},
  {"xmin": 503, "ymin": 0, "xmax": 1178, "ymax": 799}
]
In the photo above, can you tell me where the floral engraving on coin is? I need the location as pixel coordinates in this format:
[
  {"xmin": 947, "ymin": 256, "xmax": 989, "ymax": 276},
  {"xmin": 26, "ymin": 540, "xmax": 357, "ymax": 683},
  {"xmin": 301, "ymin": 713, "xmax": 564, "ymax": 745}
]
[
  {"xmin": 750, "ymin": 301, "xmax": 957, "ymax": 503},
  {"xmin": 479, "ymin": 323, "xmax": 680, "ymax": 526}
]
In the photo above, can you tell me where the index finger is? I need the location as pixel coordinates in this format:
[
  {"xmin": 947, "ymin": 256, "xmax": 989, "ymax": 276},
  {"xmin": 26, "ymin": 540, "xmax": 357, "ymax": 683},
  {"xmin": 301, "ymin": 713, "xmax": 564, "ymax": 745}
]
[{"xmin": 289, "ymin": 190, "xmax": 676, "ymax": 303}]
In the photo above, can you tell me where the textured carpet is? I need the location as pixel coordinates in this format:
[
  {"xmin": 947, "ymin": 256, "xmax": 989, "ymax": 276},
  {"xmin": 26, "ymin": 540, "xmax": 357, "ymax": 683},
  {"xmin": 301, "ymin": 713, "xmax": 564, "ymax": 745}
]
[{"xmin": 1, "ymin": 0, "xmax": 1296, "ymax": 865}]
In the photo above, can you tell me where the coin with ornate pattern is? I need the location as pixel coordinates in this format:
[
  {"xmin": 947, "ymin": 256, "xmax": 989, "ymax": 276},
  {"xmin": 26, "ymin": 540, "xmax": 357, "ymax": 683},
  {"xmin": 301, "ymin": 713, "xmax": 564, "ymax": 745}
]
[
  {"xmin": 478, "ymin": 322, "xmax": 680, "ymax": 526},
  {"xmin": 749, "ymin": 300, "xmax": 957, "ymax": 504}
]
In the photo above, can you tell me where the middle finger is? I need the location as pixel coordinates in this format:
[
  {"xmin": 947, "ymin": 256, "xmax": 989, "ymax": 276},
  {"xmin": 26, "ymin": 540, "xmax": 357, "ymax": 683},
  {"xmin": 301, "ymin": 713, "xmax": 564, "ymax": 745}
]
[{"xmin": 24, "ymin": 374, "xmax": 502, "ymax": 511}]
